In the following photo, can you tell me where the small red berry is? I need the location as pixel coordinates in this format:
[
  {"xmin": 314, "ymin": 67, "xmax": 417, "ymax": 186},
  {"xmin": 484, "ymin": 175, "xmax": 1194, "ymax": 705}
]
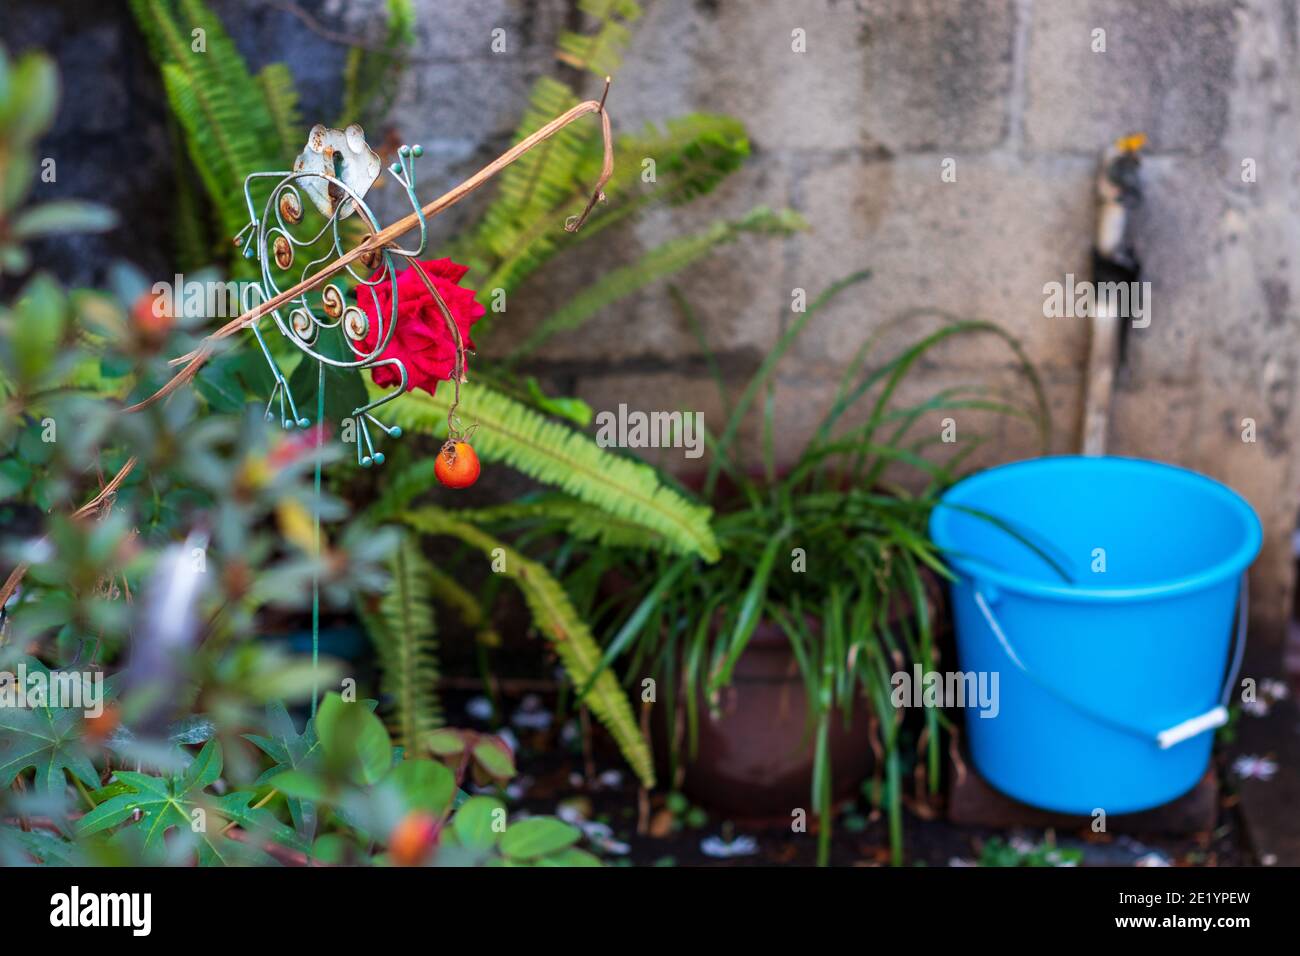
[{"xmin": 434, "ymin": 441, "xmax": 480, "ymax": 489}]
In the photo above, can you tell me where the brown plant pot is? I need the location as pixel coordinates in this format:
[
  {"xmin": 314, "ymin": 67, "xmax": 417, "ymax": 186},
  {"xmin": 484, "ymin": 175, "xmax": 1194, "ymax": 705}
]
[{"xmin": 654, "ymin": 618, "xmax": 876, "ymax": 820}]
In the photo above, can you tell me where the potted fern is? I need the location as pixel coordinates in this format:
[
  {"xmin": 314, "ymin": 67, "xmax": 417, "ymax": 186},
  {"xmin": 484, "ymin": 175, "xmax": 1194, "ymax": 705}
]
[{"xmin": 516, "ymin": 273, "xmax": 1050, "ymax": 865}]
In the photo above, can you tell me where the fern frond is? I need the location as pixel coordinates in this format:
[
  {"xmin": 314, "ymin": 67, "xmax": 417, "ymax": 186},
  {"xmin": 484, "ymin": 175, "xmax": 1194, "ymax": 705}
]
[
  {"xmin": 256, "ymin": 63, "xmax": 302, "ymax": 163},
  {"xmin": 130, "ymin": 0, "xmax": 303, "ymax": 273},
  {"xmin": 473, "ymin": 114, "xmax": 751, "ymax": 304},
  {"xmin": 372, "ymin": 380, "xmax": 719, "ymax": 562},
  {"xmin": 401, "ymin": 507, "xmax": 655, "ymax": 787},
  {"xmin": 555, "ymin": 0, "xmax": 642, "ymax": 76},
  {"xmin": 454, "ymin": 77, "xmax": 586, "ymax": 283},
  {"xmin": 511, "ymin": 206, "xmax": 807, "ymax": 359},
  {"xmin": 358, "ymin": 533, "xmax": 442, "ymax": 750},
  {"xmin": 456, "ymin": 497, "xmax": 674, "ymax": 552}
]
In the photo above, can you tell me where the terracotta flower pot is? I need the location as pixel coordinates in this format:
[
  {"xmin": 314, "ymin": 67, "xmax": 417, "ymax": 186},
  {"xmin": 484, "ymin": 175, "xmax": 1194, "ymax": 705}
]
[{"xmin": 655, "ymin": 618, "xmax": 876, "ymax": 819}]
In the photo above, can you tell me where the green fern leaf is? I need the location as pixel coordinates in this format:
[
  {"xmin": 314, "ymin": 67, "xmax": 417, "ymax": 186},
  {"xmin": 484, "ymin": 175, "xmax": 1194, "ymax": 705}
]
[
  {"xmin": 358, "ymin": 534, "xmax": 442, "ymax": 750},
  {"xmin": 459, "ymin": 497, "xmax": 673, "ymax": 552},
  {"xmin": 471, "ymin": 114, "xmax": 751, "ymax": 305},
  {"xmin": 256, "ymin": 63, "xmax": 302, "ymax": 163},
  {"xmin": 401, "ymin": 507, "xmax": 655, "ymax": 787},
  {"xmin": 371, "ymin": 380, "xmax": 719, "ymax": 562},
  {"xmin": 555, "ymin": 0, "xmax": 642, "ymax": 76},
  {"xmin": 511, "ymin": 206, "xmax": 807, "ymax": 359}
]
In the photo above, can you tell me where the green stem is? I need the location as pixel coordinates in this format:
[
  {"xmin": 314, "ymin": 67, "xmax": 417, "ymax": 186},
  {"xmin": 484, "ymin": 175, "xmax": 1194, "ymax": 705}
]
[{"xmin": 311, "ymin": 362, "xmax": 323, "ymax": 718}]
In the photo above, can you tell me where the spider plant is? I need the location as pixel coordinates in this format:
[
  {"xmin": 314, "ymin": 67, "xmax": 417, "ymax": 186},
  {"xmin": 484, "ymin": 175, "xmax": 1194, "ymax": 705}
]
[{"xmin": 485, "ymin": 271, "xmax": 1049, "ymax": 864}]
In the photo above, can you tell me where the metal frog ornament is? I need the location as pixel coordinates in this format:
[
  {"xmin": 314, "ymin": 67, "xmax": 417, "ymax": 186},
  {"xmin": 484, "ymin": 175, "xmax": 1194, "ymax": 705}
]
[
  {"xmin": 155, "ymin": 80, "xmax": 614, "ymax": 470},
  {"xmin": 232, "ymin": 122, "xmax": 442, "ymax": 467}
]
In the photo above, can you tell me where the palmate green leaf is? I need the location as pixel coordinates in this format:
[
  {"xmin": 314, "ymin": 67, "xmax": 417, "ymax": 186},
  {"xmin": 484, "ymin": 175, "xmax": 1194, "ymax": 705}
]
[
  {"xmin": 401, "ymin": 507, "xmax": 656, "ymax": 788},
  {"xmin": 358, "ymin": 533, "xmax": 443, "ymax": 751},
  {"xmin": 373, "ymin": 380, "xmax": 718, "ymax": 562},
  {"xmin": 0, "ymin": 657, "xmax": 102, "ymax": 796},
  {"xmin": 510, "ymin": 207, "xmax": 807, "ymax": 359},
  {"xmin": 1, "ymin": 825, "xmax": 77, "ymax": 866},
  {"xmin": 77, "ymin": 740, "xmax": 307, "ymax": 866},
  {"xmin": 244, "ymin": 700, "xmax": 320, "ymax": 837}
]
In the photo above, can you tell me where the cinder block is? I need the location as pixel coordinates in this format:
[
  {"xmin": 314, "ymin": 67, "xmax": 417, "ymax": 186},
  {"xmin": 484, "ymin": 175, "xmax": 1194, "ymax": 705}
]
[
  {"xmin": 684, "ymin": 0, "xmax": 875, "ymax": 153},
  {"xmin": 1024, "ymin": 0, "xmax": 1238, "ymax": 153},
  {"xmin": 788, "ymin": 153, "xmax": 1095, "ymax": 373},
  {"xmin": 859, "ymin": 0, "xmax": 1017, "ymax": 152}
]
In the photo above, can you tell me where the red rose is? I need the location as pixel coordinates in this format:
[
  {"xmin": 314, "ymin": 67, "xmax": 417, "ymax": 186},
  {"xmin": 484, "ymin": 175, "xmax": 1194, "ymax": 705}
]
[{"xmin": 357, "ymin": 258, "xmax": 485, "ymax": 395}]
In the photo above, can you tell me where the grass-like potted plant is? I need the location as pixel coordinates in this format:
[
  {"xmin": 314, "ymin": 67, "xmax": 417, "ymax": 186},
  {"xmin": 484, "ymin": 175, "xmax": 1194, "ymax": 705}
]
[{"xmin": 517, "ymin": 273, "xmax": 1049, "ymax": 864}]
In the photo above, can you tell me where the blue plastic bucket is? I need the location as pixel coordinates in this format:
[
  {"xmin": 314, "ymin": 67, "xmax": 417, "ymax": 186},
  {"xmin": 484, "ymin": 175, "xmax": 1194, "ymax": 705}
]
[{"xmin": 929, "ymin": 456, "xmax": 1261, "ymax": 814}]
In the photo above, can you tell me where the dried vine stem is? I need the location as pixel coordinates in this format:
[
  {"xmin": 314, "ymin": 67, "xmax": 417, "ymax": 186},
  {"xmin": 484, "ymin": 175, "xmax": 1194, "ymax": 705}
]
[
  {"xmin": 0, "ymin": 456, "xmax": 138, "ymax": 611},
  {"xmin": 403, "ymin": 255, "xmax": 469, "ymax": 441}
]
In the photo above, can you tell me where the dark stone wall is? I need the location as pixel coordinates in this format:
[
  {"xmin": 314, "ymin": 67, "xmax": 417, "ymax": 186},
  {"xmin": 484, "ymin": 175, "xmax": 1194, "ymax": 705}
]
[{"xmin": 1, "ymin": 0, "xmax": 346, "ymax": 287}]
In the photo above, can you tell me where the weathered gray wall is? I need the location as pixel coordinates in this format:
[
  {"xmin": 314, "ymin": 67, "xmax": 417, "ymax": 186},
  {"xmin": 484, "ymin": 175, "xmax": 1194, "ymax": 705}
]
[
  {"xmin": 8, "ymin": 0, "xmax": 1300, "ymax": 644},
  {"xmin": 478, "ymin": 0, "xmax": 1300, "ymax": 645},
  {"xmin": 386, "ymin": 0, "xmax": 1299, "ymax": 643}
]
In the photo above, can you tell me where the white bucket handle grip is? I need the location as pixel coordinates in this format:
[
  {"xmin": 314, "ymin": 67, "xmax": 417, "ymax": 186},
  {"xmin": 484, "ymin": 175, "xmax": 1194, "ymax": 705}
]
[{"xmin": 972, "ymin": 574, "xmax": 1247, "ymax": 750}]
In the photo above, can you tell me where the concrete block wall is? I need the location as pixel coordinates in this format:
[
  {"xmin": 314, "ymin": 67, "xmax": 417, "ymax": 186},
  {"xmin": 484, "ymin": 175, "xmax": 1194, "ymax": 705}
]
[{"xmin": 495, "ymin": 0, "xmax": 1300, "ymax": 643}]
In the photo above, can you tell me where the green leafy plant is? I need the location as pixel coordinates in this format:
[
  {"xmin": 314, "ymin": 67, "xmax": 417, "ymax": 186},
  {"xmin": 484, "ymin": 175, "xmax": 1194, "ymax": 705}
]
[
  {"xmin": 505, "ymin": 273, "xmax": 1050, "ymax": 866},
  {"xmin": 126, "ymin": 0, "xmax": 790, "ymax": 789},
  {"xmin": 977, "ymin": 835, "xmax": 1082, "ymax": 868},
  {"xmin": 0, "ymin": 34, "xmax": 610, "ymax": 871}
]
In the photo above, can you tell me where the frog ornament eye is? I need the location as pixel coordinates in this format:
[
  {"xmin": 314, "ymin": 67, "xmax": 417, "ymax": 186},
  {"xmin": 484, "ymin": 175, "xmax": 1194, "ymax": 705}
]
[{"xmin": 293, "ymin": 123, "xmax": 382, "ymax": 220}]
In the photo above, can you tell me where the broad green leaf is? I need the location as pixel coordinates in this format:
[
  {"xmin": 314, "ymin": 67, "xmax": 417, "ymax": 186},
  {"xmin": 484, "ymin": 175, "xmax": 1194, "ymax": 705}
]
[
  {"xmin": 500, "ymin": 816, "xmax": 581, "ymax": 861},
  {"xmin": 451, "ymin": 796, "xmax": 504, "ymax": 850},
  {"xmin": 316, "ymin": 692, "xmax": 392, "ymax": 786},
  {"xmin": 386, "ymin": 758, "xmax": 456, "ymax": 816},
  {"xmin": 471, "ymin": 739, "xmax": 515, "ymax": 780}
]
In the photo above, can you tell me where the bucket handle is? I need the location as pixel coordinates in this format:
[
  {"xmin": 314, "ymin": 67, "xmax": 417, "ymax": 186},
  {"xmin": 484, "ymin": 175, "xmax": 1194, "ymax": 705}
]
[{"xmin": 971, "ymin": 575, "xmax": 1248, "ymax": 750}]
